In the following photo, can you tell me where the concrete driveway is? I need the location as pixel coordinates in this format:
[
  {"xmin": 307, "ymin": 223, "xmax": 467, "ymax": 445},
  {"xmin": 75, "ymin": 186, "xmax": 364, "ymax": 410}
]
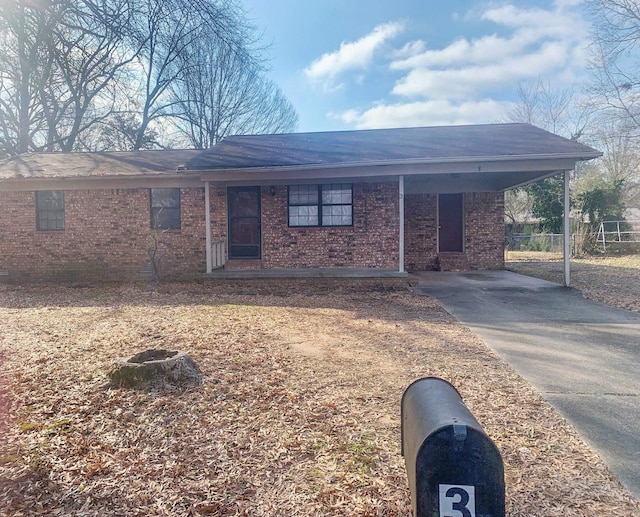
[{"xmin": 413, "ymin": 270, "xmax": 640, "ymax": 500}]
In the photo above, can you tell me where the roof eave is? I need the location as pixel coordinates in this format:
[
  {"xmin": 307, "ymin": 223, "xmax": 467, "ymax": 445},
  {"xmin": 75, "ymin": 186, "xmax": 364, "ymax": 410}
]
[
  {"xmin": 198, "ymin": 152, "xmax": 602, "ymax": 183},
  {"xmin": 0, "ymin": 172, "xmax": 202, "ymax": 191}
]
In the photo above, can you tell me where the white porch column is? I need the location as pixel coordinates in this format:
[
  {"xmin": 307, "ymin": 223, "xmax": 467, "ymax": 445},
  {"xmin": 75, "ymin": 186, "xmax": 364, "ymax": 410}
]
[
  {"xmin": 399, "ymin": 175, "xmax": 405, "ymax": 273},
  {"xmin": 205, "ymin": 181, "xmax": 212, "ymax": 274},
  {"xmin": 563, "ymin": 170, "xmax": 570, "ymax": 287}
]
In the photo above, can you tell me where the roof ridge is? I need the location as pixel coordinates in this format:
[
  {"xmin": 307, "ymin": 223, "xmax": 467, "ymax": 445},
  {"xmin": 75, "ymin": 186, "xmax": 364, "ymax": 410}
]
[{"xmin": 221, "ymin": 122, "xmax": 532, "ymax": 141}]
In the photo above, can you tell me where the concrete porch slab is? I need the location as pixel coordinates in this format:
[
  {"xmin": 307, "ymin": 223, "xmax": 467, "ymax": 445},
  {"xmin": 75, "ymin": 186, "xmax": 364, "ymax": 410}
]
[{"xmin": 203, "ymin": 268, "xmax": 409, "ymax": 279}]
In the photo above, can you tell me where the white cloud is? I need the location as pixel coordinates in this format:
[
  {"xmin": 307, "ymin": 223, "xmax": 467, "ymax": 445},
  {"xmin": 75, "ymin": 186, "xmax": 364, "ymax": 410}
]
[
  {"xmin": 391, "ymin": 35, "xmax": 518, "ymax": 70},
  {"xmin": 391, "ymin": 40, "xmax": 427, "ymax": 60},
  {"xmin": 483, "ymin": 1, "xmax": 587, "ymax": 31},
  {"xmin": 482, "ymin": 4, "xmax": 563, "ymax": 31},
  {"xmin": 389, "ymin": 3, "xmax": 588, "ymax": 101},
  {"xmin": 555, "ymin": 0, "xmax": 584, "ymax": 7},
  {"xmin": 304, "ymin": 21, "xmax": 404, "ymax": 91},
  {"xmin": 328, "ymin": 2, "xmax": 590, "ymax": 129},
  {"xmin": 334, "ymin": 99, "xmax": 517, "ymax": 129},
  {"xmin": 392, "ymin": 41, "xmax": 570, "ymax": 99}
]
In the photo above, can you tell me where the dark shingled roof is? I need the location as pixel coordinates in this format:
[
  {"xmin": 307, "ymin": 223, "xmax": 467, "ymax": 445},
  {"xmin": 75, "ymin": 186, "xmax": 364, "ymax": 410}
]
[
  {"xmin": 0, "ymin": 124, "xmax": 600, "ymax": 182},
  {"xmin": 0, "ymin": 150, "xmax": 201, "ymax": 180},
  {"xmin": 184, "ymin": 123, "xmax": 601, "ymax": 170}
]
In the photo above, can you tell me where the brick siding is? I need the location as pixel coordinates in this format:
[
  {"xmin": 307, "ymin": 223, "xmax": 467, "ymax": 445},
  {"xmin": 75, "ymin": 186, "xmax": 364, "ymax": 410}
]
[
  {"xmin": 404, "ymin": 193, "xmax": 439, "ymax": 271},
  {"xmin": 0, "ymin": 188, "xmax": 206, "ymax": 282},
  {"xmin": 260, "ymin": 182, "xmax": 399, "ymax": 269},
  {"xmin": 464, "ymin": 192, "xmax": 505, "ymax": 269},
  {"xmin": 209, "ymin": 185, "xmax": 228, "ymax": 244},
  {"xmin": 403, "ymin": 191, "xmax": 505, "ymax": 271},
  {"xmin": 0, "ymin": 183, "xmax": 504, "ymax": 281}
]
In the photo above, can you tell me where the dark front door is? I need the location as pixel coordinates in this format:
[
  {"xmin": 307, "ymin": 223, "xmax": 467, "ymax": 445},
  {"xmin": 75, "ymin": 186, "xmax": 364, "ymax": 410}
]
[
  {"xmin": 438, "ymin": 193, "xmax": 464, "ymax": 252},
  {"xmin": 228, "ymin": 186, "xmax": 261, "ymax": 259}
]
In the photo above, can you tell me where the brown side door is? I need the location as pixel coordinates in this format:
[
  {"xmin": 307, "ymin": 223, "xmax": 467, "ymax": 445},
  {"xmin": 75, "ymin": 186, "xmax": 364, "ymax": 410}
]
[
  {"xmin": 227, "ymin": 186, "xmax": 261, "ymax": 259},
  {"xmin": 438, "ymin": 193, "xmax": 464, "ymax": 252}
]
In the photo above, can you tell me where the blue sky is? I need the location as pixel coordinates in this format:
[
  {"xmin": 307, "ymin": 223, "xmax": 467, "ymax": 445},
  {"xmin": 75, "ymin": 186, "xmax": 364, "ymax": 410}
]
[{"xmin": 242, "ymin": 0, "xmax": 591, "ymax": 133}]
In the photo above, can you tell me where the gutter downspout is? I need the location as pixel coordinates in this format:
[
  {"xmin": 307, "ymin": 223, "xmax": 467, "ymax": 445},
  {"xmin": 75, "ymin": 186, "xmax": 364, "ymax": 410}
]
[
  {"xmin": 205, "ymin": 181, "xmax": 212, "ymax": 274},
  {"xmin": 399, "ymin": 175, "xmax": 405, "ymax": 273},
  {"xmin": 563, "ymin": 170, "xmax": 570, "ymax": 287}
]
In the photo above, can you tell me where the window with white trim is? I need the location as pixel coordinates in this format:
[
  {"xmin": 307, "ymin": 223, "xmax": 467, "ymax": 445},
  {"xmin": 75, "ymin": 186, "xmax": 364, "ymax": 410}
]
[{"xmin": 288, "ymin": 184, "xmax": 353, "ymax": 227}]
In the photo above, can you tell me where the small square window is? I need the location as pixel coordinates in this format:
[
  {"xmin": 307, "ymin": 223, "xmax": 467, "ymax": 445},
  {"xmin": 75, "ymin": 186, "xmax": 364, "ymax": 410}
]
[
  {"xmin": 150, "ymin": 188, "xmax": 181, "ymax": 230},
  {"xmin": 35, "ymin": 191, "xmax": 64, "ymax": 230}
]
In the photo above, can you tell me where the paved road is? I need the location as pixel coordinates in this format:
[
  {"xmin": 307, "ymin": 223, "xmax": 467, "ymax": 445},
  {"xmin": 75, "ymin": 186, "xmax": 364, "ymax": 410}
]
[{"xmin": 414, "ymin": 270, "xmax": 640, "ymax": 500}]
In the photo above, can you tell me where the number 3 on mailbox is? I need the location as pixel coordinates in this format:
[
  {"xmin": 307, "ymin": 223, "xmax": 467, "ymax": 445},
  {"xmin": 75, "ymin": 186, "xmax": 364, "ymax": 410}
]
[{"xmin": 439, "ymin": 484, "xmax": 475, "ymax": 517}]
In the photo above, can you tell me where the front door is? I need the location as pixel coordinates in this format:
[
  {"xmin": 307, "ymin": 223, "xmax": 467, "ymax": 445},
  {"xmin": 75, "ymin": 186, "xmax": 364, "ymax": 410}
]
[
  {"xmin": 228, "ymin": 186, "xmax": 261, "ymax": 259},
  {"xmin": 438, "ymin": 193, "xmax": 464, "ymax": 252}
]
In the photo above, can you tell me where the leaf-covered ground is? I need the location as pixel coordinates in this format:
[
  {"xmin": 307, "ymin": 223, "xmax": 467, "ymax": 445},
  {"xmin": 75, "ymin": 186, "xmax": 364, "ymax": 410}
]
[
  {"xmin": 0, "ymin": 279, "xmax": 638, "ymax": 516},
  {"xmin": 507, "ymin": 253, "xmax": 640, "ymax": 313}
]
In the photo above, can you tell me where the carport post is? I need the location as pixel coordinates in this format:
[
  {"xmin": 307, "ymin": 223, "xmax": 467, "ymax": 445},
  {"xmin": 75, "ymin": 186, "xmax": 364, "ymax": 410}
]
[
  {"xmin": 399, "ymin": 175, "xmax": 405, "ymax": 273},
  {"xmin": 205, "ymin": 181, "xmax": 212, "ymax": 274},
  {"xmin": 563, "ymin": 170, "xmax": 570, "ymax": 287}
]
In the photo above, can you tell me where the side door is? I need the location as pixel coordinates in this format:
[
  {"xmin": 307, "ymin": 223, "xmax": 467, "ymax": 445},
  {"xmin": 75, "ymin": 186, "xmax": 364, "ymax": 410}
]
[{"xmin": 438, "ymin": 193, "xmax": 464, "ymax": 252}]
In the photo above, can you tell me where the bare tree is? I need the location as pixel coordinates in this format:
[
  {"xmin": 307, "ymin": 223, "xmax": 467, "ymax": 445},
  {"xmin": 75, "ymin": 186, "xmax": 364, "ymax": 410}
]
[
  {"xmin": 503, "ymin": 79, "xmax": 597, "ymax": 234},
  {"xmin": 123, "ymin": 0, "xmax": 233, "ymax": 150},
  {"xmin": 505, "ymin": 79, "xmax": 592, "ymax": 141},
  {"xmin": 506, "ymin": 75, "xmax": 639, "ymax": 241},
  {"xmin": 576, "ymin": 119, "xmax": 640, "ymax": 209},
  {"xmin": 105, "ymin": 0, "xmax": 291, "ymax": 150},
  {"xmin": 172, "ymin": 27, "xmax": 298, "ymax": 149},
  {"xmin": 0, "ymin": 0, "xmax": 298, "ymax": 155},
  {"xmin": 0, "ymin": 0, "xmax": 136, "ymax": 155},
  {"xmin": 588, "ymin": 0, "xmax": 640, "ymax": 133},
  {"xmin": 235, "ymin": 76, "xmax": 299, "ymax": 137},
  {"xmin": 77, "ymin": 112, "xmax": 161, "ymax": 151},
  {"xmin": 0, "ymin": 1, "xmax": 51, "ymax": 155},
  {"xmin": 49, "ymin": 0, "xmax": 138, "ymax": 152},
  {"xmin": 504, "ymin": 189, "xmax": 534, "ymax": 229}
]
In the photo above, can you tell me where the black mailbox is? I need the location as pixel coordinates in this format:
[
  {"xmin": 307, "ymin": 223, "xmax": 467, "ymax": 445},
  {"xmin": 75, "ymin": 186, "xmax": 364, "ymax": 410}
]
[{"xmin": 401, "ymin": 377, "xmax": 505, "ymax": 517}]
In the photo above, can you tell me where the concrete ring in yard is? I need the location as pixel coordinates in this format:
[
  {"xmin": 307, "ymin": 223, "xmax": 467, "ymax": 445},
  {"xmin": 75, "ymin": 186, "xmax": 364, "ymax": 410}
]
[{"xmin": 108, "ymin": 348, "xmax": 203, "ymax": 389}]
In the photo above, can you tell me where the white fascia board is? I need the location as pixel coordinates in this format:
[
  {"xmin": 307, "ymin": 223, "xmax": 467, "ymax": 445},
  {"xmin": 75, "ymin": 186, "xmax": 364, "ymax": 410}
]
[{"xmin": 198, "ymin": 154, "xmax": 600, "ymax": 183}]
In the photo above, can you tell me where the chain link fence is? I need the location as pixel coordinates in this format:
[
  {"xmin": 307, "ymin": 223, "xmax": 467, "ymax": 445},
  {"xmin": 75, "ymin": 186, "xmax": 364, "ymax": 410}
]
[
  {"xmin": 506, "ymin": 233, "xmax": 564, "ymax": 253},
  {"xmin": 506, "ymin": 222, "xmax": 640, "ymax": 255}
]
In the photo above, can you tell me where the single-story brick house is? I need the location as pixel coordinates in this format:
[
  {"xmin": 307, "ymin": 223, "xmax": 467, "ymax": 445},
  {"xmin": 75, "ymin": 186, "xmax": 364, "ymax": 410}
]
[{"xmin": 0, "ymin": 123, "xmax": 600, "ymax": 282}]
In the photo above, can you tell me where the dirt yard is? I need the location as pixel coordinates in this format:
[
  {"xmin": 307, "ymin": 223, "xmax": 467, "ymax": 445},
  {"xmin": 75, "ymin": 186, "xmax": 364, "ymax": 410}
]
[
  {"xmin": 506, "ymin": 252, "xmax": 640, "ymax": 313},
  {"xmin": 0, "ymin": 276, "xmax": 638, "ymax": 516}
]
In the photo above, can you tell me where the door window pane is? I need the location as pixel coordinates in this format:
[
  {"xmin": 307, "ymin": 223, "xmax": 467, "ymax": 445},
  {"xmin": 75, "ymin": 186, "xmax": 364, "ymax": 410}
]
[{"xmin": 229, "ymin": 190, "xmax": 259, "ymax": 217}]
